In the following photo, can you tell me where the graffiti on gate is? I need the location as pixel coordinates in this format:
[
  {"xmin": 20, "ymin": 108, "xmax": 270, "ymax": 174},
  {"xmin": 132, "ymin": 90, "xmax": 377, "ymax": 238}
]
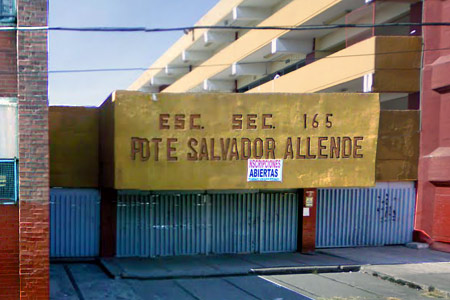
[{"xmin": 377, "ymin": 193, "xmax": 397, "ymax": 222}]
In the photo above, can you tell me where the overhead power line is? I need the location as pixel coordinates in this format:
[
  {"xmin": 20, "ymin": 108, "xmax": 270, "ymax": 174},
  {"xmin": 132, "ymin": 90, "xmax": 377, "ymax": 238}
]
[
  {"xmin": 0, "ymin": 22, "xmax": 450, "ymax": 33},
  {"xmin": 43, "ymin": 46, "xmax": 447, "ymax": 74},
  {"xmin": 0, "ymin": 45, "xmax": 443, "ymax": 76}
]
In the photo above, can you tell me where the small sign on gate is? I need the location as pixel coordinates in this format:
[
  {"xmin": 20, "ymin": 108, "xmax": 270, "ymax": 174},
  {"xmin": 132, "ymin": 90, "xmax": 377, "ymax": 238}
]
[{"xmin": 247, "ymin": 159, "xmax": 283, "ymax": 182}]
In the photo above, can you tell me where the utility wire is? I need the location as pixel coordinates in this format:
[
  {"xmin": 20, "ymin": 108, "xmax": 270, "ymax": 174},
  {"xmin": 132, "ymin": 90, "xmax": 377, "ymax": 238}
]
[
  {"xmin": 0, "ymin": 45, "xmax": 442, "ymax": 76},
  {"xmin": 1, "ymin": 22, "xmax": 450, "ymax": 33},
  {"xmin": 40, "ymin": 46, "xmax": 448, "ymax": 75}
]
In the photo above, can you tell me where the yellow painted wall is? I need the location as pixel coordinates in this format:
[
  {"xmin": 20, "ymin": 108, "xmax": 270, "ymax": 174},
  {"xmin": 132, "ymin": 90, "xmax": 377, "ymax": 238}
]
[
  {"xmin": 376, "ymin": 110, "xmax": 419, "ymax": 181},
  {"xmin": 103, "ymin": 91, "xmax": 380, "ymax": 190},
  {"xmin": 373, "ymin": 36, "xmax": 421, "ymax": 93},
  {"xmin": 49, "ymin": 106, "xmax": 99, "ymax": 188},
  {"xmin": 99, "ymin": 95, "xmax": 115, "ymax": 188},
  {"xmin": 48, "ymin": 98, "xmax": 418, "ymax": 188},
  {"xmin": 247, "ymin": 36, "xmax": 421, "ymax": 94},
  {"xmin": 248, "ymin": 36, "xmax": 377, "ymax": 93}
]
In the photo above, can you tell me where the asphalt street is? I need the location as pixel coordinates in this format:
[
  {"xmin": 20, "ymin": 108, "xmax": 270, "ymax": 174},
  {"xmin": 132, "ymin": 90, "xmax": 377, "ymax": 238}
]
[
  {"xmin": 51, "ymin": 262, "xmax": 446, "ymax": 300},
  {"xmin": 51, "ymin": 263, "xmax": 310, "ymax": 300}
]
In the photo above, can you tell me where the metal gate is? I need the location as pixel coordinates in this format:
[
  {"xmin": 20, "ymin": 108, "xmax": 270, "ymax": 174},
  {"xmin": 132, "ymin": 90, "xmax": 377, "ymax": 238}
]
[
  {"xmin": 50, "ymin": 188, "xmax": 101, "ymax": 257},
  {"xmin": 316, "ymin": 182, "xmax": 416, "ymax": 248},
  {"xmin": 116, "ymin": 191, "xmax": 298, "ymax": 257}
]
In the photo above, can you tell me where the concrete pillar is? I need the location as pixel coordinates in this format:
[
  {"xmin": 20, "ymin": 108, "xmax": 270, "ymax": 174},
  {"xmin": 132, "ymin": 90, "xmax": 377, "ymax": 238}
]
[
  {"xmin": 100, "ymin": 189, "xmax": 117, "ymax": 257},
  {"xmin": 416, "ymin": 0, "xmax": 450, "ymax": 251},
  {"xmin": 17, "ymin": 0, "xmax": 50, "ymax": 298},
  {"xmin": 299, "ymin": 189, "xmax": 317, "ymax": 253}
]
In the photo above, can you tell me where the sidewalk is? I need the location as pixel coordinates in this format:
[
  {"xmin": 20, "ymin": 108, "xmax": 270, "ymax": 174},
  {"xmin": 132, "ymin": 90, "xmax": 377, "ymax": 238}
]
[
  {"xmin": 100, "ymin": 251, "xmax": 360, "ymax": 279},
  {"xmin": 315, "ymin": 246, "xmax": 450, "ymax": 297},
  {"xmin": 362, "ymin": 262, "xmax": 450, "ymax": 297},
  {"xmin": 318, "ymin": 246, "xmax": 450, "ymax": 265},
  {"xmin": 52, "ymin": 246, "xmax": 450, "ymax": 300},
  {"xmin": 100, "ymin": 246, "xmax": 450, "ymax": 282}
]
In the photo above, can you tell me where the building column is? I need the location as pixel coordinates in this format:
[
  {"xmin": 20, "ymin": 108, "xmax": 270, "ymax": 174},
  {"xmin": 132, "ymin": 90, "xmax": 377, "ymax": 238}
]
[
  {"xmin": 17, "ymin": 0, "xmax": 49, "ymax": 298},
  {"xmin": 299, "ymin": 189, "xmax": 317, "ymax": 253},
  {"xmin": 100, "ymin": 189, "xmax": 117, "ymax": 257},
  {"xmin": 415, "ymin": 0, "xmax": 450, "ymax": 252}
]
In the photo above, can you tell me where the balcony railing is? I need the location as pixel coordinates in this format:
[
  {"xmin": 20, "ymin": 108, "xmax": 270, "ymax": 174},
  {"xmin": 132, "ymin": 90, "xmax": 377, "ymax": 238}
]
[{"xmin": 345, "ymin": 1, "xmax": 419, "ymax": 48}]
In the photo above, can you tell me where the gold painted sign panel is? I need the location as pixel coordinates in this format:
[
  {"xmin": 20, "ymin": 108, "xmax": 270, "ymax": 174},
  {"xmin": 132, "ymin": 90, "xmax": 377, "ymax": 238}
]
[{"xmin": 108, "ymin": 91, "xmax": 379, "ymax": 190}]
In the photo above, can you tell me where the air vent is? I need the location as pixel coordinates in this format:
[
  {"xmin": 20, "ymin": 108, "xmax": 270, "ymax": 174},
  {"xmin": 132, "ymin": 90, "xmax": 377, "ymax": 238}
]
[{"xmin": 0, "ymin": 159, "xmax": 17, "ymax": 204}]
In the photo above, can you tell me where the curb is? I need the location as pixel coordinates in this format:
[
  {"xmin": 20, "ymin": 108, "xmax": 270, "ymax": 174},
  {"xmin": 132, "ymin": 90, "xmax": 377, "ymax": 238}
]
[
  {"xmin": 361, "ymin": 267, "xmax": 450, "ymax": 298},
  {"xmin": 251, "ymin": 265, "xmax": 361, "ymax": 275},
  {"xmin": 99, "ymin": 260, "xmax": 360, "ymax": 280},
  {"xmin": 98, "ymin": 258, "xmax": 123, "ymax": 279},
  {"xmin": 120, "ymin": 271, "xmax": 249, "ymax": 280}
]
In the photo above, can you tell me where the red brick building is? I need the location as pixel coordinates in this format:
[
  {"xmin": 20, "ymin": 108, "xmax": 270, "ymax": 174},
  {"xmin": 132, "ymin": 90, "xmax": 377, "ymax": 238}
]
[
  {"xmin": 0, "ymin": 0, "xmax": 49, "ymax": 299},
  {"xmin": 415, "ymin": 0, "xmax": 450, "ymax": 252}
]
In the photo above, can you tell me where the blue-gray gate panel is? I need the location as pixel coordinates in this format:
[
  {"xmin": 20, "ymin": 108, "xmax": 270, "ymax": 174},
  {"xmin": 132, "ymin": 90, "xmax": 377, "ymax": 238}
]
[
  {"xmin": 116, "ymin": 192, "xmax": 208, "ymax": 257},
  {"xmin": 210, "ymin": 192, "xmax": 261, "ymax": 254},
  {"xmin": 260, "ymin": 192, "xmax": 298, "ymax": 253},
  {"xmin": 50, "ymin": 188, "xmax": 100, "ymax": 257},
  {"xmin": 117, "ymin": 191, "xmax": 298, "ymax": 257},
  {"xmin": 316, "ymin": 182, "xmax": 415, "ymax": 248}
]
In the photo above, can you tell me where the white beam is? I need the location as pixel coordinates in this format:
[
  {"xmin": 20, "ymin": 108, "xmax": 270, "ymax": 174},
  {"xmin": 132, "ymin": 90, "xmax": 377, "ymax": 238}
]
[
  {"xmin": 182, "ymin": 50, "xmax": 213, "ymax": 63},
  {"xmin": 165, "ymin": 65, "xmax": 189, "ymax": 76},
  {"xmin": 232, "ymin": 6, "xmax": 270, "ymax": 22},
  {"xmin": 363, "ymin": 73, "xmax": 373, "ymax": 93},
  {"xmin": 204, "ymin": 31, "xmax": 235, "ymax": 47},
  {"xmin": 271, "ymin": 38, "xmax": 313, "ymax": 55},
  {"xmin": 203, "ymin": 79, "xmax": 235, "ymax": 92},
  {"xmin": 231, "ymin": 62, "xmax": 266, "ymax": 76},
  {"xmin": 150, "ymin": 76, "xmax": 175, "ymax": 86}
]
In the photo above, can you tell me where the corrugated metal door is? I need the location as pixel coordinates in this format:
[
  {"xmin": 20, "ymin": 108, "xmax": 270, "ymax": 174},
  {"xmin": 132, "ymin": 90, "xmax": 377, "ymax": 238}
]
[
  {"xmin": 260, "ymin": 192, "xmax": 298, "ymax": 253},
  {"xmin": 116, "ymin": 191, "xmax": 298, "ymax": 257},
  {"xmin": 116, "ymin": 191, "xmax": 208, "ymax": 257},
  {"xmin": 50, "ymin": 188, "xmax": 100, "ymax": 257},
  {"xmin": 316, "ymin": 182, "xmax": 416, "ymax": 248},
  {"xmin": 209, "ymin": 192, "xmax": 261, "ymax": 254}
]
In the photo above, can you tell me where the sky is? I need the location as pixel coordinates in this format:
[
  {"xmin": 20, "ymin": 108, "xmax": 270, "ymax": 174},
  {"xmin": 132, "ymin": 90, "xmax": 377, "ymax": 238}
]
[{"xmin": 49, "ymin": 0, "xmax": 218, "ymax": 107}]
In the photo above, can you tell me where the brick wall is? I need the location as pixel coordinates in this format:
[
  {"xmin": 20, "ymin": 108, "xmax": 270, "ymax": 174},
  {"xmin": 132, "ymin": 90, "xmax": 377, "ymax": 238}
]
[
  {"xmin": 0, "ymin": 11, "xmax": 20, "ymax": 300},
  {"xmin": 0, "ymin": 206, "xmax": 19, "ymax": 299},
  {"xmin": 416, "ymin": 0, "xmax": 450, "ymax": 248},
  {"xmin": 17, "ymin": 0, "xmax": 49, "ymax": 299},
  {"xmin": 0, "ymin": 8, "xmax": 19, "ymax": 300}
]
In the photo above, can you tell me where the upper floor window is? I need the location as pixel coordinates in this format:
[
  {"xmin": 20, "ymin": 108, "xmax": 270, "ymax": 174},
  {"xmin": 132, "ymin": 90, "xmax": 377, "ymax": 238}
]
[
  {"xmin": 0, "ymin": 0, "xmax": 16, "ymax": 24},
  {"xmin": 0, "ymin": 98, "xmax": 17, "ymax": 159}
]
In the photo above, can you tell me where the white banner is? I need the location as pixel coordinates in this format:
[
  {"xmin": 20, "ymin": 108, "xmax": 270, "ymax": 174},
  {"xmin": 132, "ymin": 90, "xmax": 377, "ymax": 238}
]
[{"xmin": 247, "ymin": 159, "xmax": 283, "ymax": 182}]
